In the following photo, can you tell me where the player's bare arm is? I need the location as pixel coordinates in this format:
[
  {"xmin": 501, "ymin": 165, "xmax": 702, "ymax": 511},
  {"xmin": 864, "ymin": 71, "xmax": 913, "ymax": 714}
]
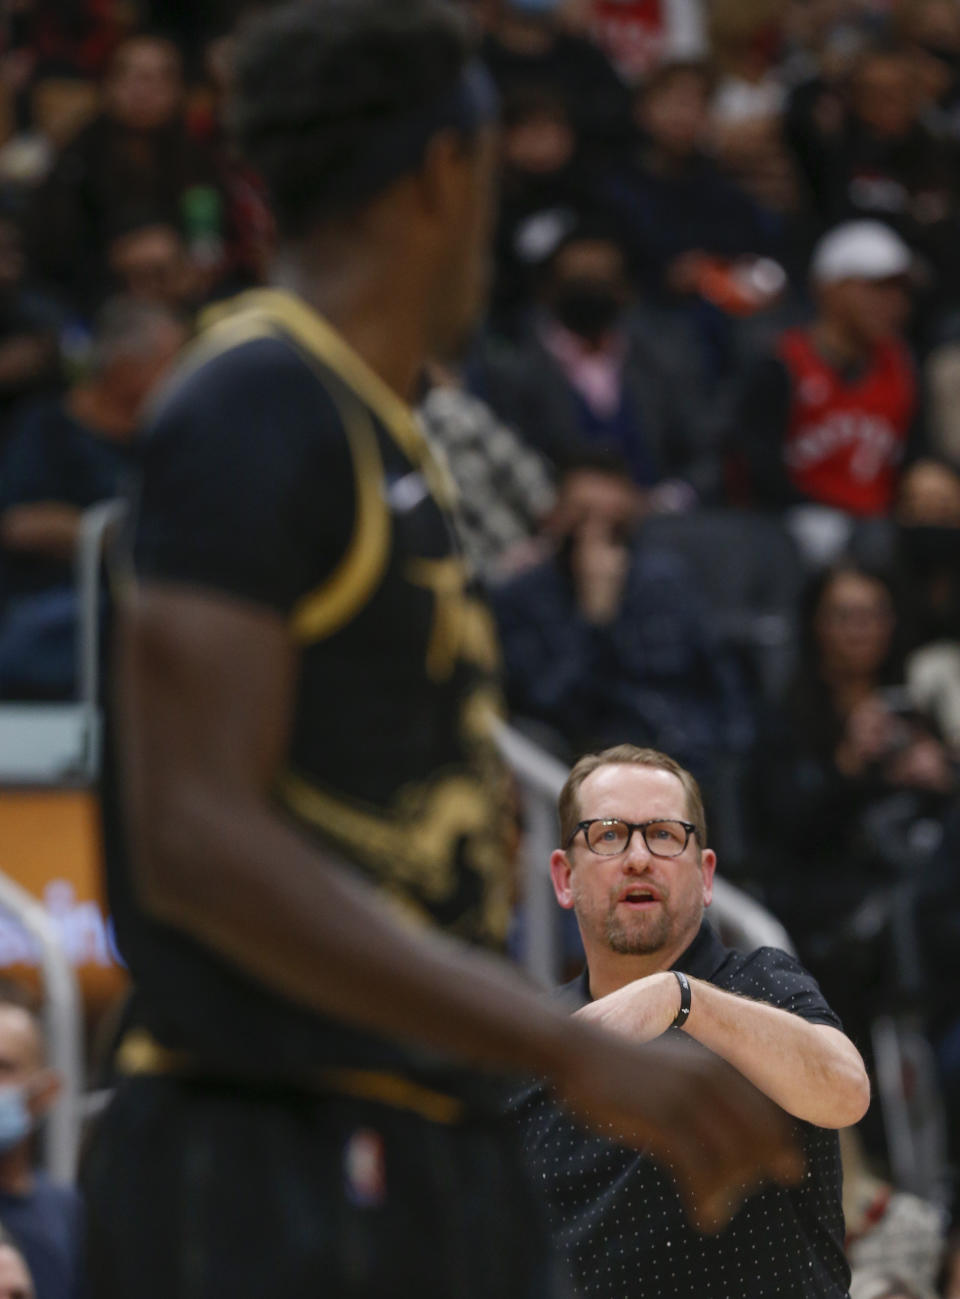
[{"xmin": 118, "ymin": 581, "xmax": 802, "ymax": 1224}]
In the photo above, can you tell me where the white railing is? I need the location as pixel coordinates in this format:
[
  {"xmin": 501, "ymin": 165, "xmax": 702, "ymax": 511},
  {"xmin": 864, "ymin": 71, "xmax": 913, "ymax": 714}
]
[{"xmin": 0, "ymin": 500, "xmax": 125, "ymax": 1177}]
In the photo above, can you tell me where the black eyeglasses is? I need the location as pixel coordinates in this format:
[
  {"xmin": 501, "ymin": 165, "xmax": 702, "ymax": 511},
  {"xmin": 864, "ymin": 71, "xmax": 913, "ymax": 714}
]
[{"xmin": 566, "ymin": 818, "xmax": 698, "ymax": 858}]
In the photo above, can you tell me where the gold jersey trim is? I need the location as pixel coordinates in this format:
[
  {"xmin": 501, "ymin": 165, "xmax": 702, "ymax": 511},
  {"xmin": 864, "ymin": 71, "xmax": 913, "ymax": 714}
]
[
  {"xmin": 147, "ymin": 312, "xmax": 280, "ymax": 418},
  {"xmin": 290, "ymin": 392, "xmax": 391, "ymax": 645},
  {"xmin": 220, "ymin": 287, "xmax": 457, "ymax": 509},
  {"xmin": 172, "ymin": 292, "xmax": 396, "ymax": 644}
]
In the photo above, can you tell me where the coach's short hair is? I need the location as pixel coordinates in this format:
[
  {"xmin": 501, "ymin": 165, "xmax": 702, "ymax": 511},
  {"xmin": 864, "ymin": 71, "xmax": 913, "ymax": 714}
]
[
  {"xmin": 558, "ymin": 745, "xmax": 708, "ymax": 851},
  {"xmin": 231, "ymin": 0, "xmax": 475, "ymax": 236}
]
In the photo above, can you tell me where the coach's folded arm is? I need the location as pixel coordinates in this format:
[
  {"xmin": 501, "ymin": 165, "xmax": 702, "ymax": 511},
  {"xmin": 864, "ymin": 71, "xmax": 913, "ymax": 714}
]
[{"xmin": 577, "ymin": 969, "xmax": 871, "ymax": 1129}]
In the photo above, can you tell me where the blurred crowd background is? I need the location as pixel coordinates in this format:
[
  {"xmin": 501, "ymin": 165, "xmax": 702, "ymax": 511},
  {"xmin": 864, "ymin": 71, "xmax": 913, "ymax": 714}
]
[{"xmin": 4, "ymin": 1, "xmax": 960, "ymax": 1295}]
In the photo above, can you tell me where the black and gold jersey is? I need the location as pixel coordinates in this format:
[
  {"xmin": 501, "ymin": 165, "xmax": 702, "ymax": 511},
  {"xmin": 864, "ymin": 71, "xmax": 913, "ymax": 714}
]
[{"xmin": 102, "ymin": 289, "xmax": 513, "ymax": 1085}]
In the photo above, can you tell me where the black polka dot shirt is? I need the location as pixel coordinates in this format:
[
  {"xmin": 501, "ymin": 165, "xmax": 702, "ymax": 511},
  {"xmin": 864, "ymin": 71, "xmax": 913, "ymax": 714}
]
[{"xmin": 512, "ymin": 922, "xmax": 852, "ymax": 1299}]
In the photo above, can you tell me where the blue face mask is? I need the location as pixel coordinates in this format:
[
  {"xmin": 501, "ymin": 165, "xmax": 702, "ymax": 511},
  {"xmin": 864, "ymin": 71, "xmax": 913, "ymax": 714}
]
[{"xmin": 0, "ymin": 1087, "xmax": 32, "ymax": 1153}]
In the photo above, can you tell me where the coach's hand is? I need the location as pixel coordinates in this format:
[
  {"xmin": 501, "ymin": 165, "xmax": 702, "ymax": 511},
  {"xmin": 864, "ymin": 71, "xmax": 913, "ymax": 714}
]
[
  {"xmin": 573, "ymin": 971, "xmax": 680, "ymax": 1042},
  {"xmin": 553, "ymin": 1018, "xmax": 803, "ymax": 1232}
]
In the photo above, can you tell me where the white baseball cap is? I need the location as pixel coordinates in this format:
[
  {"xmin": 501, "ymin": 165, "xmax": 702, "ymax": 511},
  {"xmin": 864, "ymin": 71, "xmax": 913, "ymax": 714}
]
[{"xmin": 810, "ymin": 220, "xmax": 913, "ymax": 285}]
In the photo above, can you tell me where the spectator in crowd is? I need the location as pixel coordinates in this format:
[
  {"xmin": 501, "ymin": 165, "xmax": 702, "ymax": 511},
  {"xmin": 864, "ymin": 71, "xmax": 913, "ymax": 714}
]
[
  {"xmin": 480, "ymin": 220, "xmax": 710, "ymax": 490},
  {"xmin": 490, "ymin": 453, "xmax": 754, "ymax": 775},
  {"xmin": 481, "ymin": 0, "xmax": 633, "ymax": 161},
  {"xmin": 608, "ymin": 59, "xmax": 784, "ymax": 302},
  {"xmin": 0, "ymin": 985, "xmax": 83, "ymax": 1299},
  {"xmin": 850, "ymin": 1279, "xmax": 929, "ymax": 1299},
  {"xmin": 189, "ymin": 23, "xmax": 275, "ymax": 297},
  {"xmin": 0, "ymin": 207, "xmax": 61, "ymax": 447},
  {"xmin": 911, "ymin": 802, "xmax": 960, "ymax": 1292},
  {"xmin": 0, "ymin": 1230, "xmax": 34, "ymax": 1299},
  {"xmin": 4, "ymin": 1, "xmax": 129, "ymax": 87},
  {"xmin": 894, "ymin": 457, "xmax": 960, "ymax": 751},
  {"xmin": 756, "ymin": 562, "xmax": 956, "ymax": 1041},
  {"xmin": 588, "ymin": 0, "xmax": 708, "ymax": 86},
  {"xmin": 0, "ymin": 297, "xmax": 185, "ymax": 607},
  {"xmin": 515, "ymin": 743, "xmax": 869, "ymax": 1299},
  {"xmin": 925, "ymin": 327, "xmax": 960, "ymax": 465},
  {"xmin": 418, "ymin": 360, "xmax": 556, "ymax": 584},
  {"xmin": 733, "ymin": 220, "xmax": 920, "ymax": 521},
  {"xmin": 0, "ymin": 298, "xmax": 186, "ymax": 697},
  {"xmin": 841, "ymin": 1126, "xmax": 947, "ymax": 1299},
  {"xmin": 104, "ymin": 212, "xmax": 201, "ymax": 316},
  {"xmin": 27, "ymin": 34, "xmax": 225, "ymax": 313},
  {"xmin": 786, "ymin": 40, "xmax": 960, "ymax": 331},
  {"xmin": 706, "ymin": 3, "xmax": 806, "ymax": 223},
  {"xmin": 898, "ymin": 0, "xmax": 960, "ymax": 143},
  {"xmin": 489, "ymin": 88, "xmax": 593, "ymax": 337}
]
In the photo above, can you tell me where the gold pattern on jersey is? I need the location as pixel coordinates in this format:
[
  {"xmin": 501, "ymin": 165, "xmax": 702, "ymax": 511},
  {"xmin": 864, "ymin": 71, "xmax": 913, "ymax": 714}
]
[
  {"xmin": 405, "ymin": 556, "xmax": 470, "ymax": 682},
  {"xmin": 458, "ymin": 596, "xmax": 502, "ymax": 674},
  {"xmin": 404, "ymin": 562, "xmax": 502, "ymax": 682},
  {"xmin": 186, "ymin": 288, "xmax": 513, "ymax": 943},
  {"xmin": 195, "ymin": 289, "xmax": 474, "ymax": 649},
  {"xmin": 276, "ymin": 763, "xmax": 511, "ymax": 945},
  {"xmin": 277, "ymin": 767, "xmax": 491, "ymax": 899}
]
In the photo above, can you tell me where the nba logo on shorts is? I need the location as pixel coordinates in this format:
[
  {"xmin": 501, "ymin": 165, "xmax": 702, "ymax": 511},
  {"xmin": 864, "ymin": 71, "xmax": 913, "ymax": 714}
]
[{"xmin": 343, "ymin": 1128, "xmax": 387, "ymax": 1208}]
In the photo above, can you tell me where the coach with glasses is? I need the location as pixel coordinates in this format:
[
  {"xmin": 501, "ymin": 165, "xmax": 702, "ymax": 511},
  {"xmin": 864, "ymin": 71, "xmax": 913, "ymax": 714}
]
[{"xmin": 514, "ymin": 743, "xmax": 872, "ymax": 1299}]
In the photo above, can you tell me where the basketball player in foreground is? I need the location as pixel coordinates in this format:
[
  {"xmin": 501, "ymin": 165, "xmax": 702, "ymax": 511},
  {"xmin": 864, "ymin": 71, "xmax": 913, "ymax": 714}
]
[{"xmin": 84, "ymin": 3, "xmax": 800, "ymax": 1295}]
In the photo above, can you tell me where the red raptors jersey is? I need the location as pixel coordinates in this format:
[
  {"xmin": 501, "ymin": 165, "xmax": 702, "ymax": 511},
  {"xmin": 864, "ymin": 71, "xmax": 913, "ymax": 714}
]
[
  {"xmin": 591, "ymin": 0, "xmax": 665, "ymax": 82},
  {"xmin": 777, "ymin": 328, "xmax": 915, "ymax": 516}
]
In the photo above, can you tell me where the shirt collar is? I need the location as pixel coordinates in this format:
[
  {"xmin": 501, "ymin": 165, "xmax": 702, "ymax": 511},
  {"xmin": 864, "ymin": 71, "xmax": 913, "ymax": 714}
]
[{"xmin": 562, "ymin": 919, "xmax": 729, "ymax": 1008}]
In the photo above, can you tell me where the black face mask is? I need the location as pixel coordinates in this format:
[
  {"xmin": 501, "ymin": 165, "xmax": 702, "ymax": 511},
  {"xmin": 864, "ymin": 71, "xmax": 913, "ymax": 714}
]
[
  {"xmin": 898, "ymin": 523, "xmax": 960, "ymax": 573},
  {"xmin": 552, "ymin": 280, "xmax": 624, "ymax": 343}
]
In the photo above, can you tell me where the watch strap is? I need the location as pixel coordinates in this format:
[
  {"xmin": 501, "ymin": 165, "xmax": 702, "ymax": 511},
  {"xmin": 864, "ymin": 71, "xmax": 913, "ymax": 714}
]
[{"xmin": 670, "ymin": 970, "xmax": 691, "ymax": 1030}]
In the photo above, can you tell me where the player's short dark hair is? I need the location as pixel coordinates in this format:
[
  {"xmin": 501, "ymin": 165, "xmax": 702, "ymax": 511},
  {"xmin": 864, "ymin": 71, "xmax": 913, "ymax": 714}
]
[{"xmin": 231, "ymin": 0, "xmax": 477, "ymax": 236}]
